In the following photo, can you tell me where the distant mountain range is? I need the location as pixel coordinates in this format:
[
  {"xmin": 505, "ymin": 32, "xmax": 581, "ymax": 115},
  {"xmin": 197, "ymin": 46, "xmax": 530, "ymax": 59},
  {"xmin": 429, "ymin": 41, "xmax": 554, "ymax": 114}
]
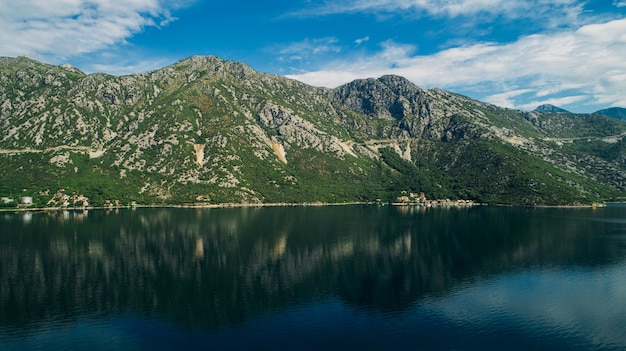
[
  {"xmin": 1, "ymin": 55, "xmax": 626, "ymax": 206},
  {"xmin": 533, "ymin": 104, "xmax": 626, "ymax": 121},
  {"xmin": 594, "ymin": 107, "xmax": 626, "ymax": 121}
]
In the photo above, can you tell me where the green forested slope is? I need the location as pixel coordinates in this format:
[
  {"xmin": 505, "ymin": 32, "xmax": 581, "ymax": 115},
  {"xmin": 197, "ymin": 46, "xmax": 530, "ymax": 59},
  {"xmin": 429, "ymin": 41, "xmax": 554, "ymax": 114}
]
[{"xmin": 1, "ymin": 56, "xmax": 625, "ymax": 206}]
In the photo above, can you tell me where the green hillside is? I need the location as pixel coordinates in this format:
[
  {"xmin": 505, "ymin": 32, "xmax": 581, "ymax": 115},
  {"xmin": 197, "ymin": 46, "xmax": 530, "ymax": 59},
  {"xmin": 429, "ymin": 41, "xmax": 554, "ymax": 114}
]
[{"xmin": 1, "ymin": 56, "xmax": 625, "ymax": 207}]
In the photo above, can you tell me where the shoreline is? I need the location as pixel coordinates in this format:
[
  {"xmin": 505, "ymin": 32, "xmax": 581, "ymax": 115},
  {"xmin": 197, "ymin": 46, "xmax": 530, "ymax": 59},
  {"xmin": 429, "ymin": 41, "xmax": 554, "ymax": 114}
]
[
  {"xmin": 1, "ymin": 200, "xmax": 610, "ymax": 213},
  {"xmin": 0, "ymin": 201, "xmax": 373, "ymax": 213}
]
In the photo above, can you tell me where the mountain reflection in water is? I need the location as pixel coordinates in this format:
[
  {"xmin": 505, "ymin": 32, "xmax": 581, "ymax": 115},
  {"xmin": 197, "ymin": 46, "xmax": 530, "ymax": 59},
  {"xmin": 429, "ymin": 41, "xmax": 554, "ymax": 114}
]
[{"xmin": 1, "ymin": 205, "xmax": 625, "ymax": 349}]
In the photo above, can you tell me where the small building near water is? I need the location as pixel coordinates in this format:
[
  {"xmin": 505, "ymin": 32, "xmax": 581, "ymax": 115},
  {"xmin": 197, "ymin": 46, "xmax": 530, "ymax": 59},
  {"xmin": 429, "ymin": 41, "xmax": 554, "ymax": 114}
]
[{"xmin": 19, "ymin": 196, "xmax": 33, "ymax": 205}]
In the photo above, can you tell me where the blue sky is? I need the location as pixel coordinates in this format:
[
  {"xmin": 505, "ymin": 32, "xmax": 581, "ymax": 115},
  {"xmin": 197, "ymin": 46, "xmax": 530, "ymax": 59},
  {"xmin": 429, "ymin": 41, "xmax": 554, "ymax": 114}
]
[{"xmin": 1, "ymin": 0, "xmax": 625, "ymax": 112}]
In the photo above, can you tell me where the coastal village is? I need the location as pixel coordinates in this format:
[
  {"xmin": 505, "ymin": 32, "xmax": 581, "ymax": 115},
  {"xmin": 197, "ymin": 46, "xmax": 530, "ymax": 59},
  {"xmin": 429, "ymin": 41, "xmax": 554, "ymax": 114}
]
[
  {"xmin": 45, "ymin": 189, "xmax": 91, "ymax": 208},
  {"xmin": 394, "ymin": 191, "xmax": 477, "ymax": 207},
  {"xmin": 0, "ymin": 188, "xmax": 127, "ymax": 209}
]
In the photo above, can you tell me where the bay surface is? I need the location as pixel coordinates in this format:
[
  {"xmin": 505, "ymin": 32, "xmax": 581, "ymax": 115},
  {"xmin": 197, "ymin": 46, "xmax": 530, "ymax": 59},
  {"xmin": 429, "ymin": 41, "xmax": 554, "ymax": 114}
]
[{"xmin": 1, "ymin": 205, "xmax": 625, "ymax": 350}]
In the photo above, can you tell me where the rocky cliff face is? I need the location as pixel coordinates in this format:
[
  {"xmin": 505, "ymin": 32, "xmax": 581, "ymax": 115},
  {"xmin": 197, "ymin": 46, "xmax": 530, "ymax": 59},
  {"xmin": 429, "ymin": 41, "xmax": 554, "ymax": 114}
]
[
  {"xmin": 1, "ymin": 55, "xmax": 626, "ymax": 205},
  {"xmin": 334, "ymin": 75, "xmax": 445, "ymax": 139}
]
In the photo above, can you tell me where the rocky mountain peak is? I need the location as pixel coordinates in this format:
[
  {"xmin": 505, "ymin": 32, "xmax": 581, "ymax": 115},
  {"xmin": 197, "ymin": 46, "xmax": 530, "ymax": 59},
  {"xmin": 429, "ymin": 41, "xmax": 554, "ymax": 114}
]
[
  {"xmin": 377, "ymin": 75, "xmax": 426, "ymax": 96},
  {"xmin": 534, "ymin": 104, "xmax": 570, "ymax": 113},
  {"xmin": 332, "ymin": 75, "xmax": 428, "ymax": 119},
  {"xmin": 171, "ymin": 55, "xmax": 257, "ymax": 81},
  {"xmin": 332, "ymin": 75, "xmax": 461, "ymax": 139}
]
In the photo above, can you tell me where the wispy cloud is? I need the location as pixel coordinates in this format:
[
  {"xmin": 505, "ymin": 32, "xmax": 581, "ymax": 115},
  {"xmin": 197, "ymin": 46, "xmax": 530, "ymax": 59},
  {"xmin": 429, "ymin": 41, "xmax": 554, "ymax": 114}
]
[
  {"xmin": 275, "ymin": 37, "xmax": 342, "ymax": 62},
  {"xmin": 0, "ymin": 0, "xmax": 184, "ymax": 62},
  {"xmin": 84, "ymin": 56, "xmax": 176, "ymax": 76},
  {"xmin": 483, "ymin": 89, "xmax": 534, "ymax": 109},
  {"xmin": 355, "ymin": 36, "xmax": 370, "ymax": 45},
  {"xmin": 294, "ymin": 0, "xmax": 586, "ymax": 27},
  {"xmin": 287, "ymin": 18, "xmax": 626, "ymax": 111}
]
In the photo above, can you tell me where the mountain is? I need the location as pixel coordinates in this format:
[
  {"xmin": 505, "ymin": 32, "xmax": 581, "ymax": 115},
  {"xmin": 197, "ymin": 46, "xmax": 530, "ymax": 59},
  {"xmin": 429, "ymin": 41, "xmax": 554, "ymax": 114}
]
[
  {"xmin": 594, "ymin": 107, "xmax": 626, "ymax": 121},
  {"xmin": 1, "ymin": 55, "xmax": 626, "ymax": 206},
  {"xmin": 533, "ymin": 104, "xmax": 571, "ymax": 113}
]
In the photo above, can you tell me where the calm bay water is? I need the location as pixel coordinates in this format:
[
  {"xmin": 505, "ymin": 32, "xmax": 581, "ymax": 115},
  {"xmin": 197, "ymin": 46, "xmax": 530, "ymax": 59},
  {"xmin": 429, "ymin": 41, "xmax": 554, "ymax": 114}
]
[{"xmin": 1, "ymin": 205, "xmax": 625, "ymax": 350}]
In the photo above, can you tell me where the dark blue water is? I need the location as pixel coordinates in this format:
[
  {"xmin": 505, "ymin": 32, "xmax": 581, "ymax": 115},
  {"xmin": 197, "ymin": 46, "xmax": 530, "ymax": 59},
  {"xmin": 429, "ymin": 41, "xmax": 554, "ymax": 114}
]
[{"xmin": 1, "ymin": 205, "xmax": 625, "ymax": 350}]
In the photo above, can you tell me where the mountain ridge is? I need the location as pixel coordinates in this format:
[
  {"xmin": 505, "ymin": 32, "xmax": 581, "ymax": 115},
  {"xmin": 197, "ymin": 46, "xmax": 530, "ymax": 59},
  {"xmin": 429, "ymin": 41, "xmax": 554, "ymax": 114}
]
[
  {"xmin": 594, "ymin": 107, "xmax": 626, "ymax": 121},
  {"xmin": 1, "ymin": 55, "xmax": 626, "ymax": 206},
  {"xmin": 533, "ymin": 104, "xmax": 571, "ymax": 114}
]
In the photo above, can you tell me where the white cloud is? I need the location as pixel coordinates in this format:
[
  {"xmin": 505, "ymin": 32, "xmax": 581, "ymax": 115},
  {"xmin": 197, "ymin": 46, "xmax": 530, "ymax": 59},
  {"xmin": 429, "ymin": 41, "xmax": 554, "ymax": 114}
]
[
  {"xmin": 355, "ymin": 36, "xmax": 370, "ymax": 45},
  {"xmin": 615, "ymin": 1, "xmax": 626, "ymax": 8},
  {"xmin": 518, "ymin": 95, "xmax": 589, "ymax": 112},
  {"xmin": 0, "ymin": 0, "xmax": 181, "ymax": 61},
  {"xmin": 287, "ymin": 18, "xmax": 626, "ymax": 111},
  {"xmin": 483, "ymin": 89, "xmax": 534, "ymax": 109},
  {"xmin": 84, "ymin": 57, "xmax": 176, "ymax": 76},
  {"xmin": 296, "ymin": 0, "xmax": 585, "ymax": 26},
  {"xmin": 276, "ymin": 38, "xmax": 342, "ymax": 62}
]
